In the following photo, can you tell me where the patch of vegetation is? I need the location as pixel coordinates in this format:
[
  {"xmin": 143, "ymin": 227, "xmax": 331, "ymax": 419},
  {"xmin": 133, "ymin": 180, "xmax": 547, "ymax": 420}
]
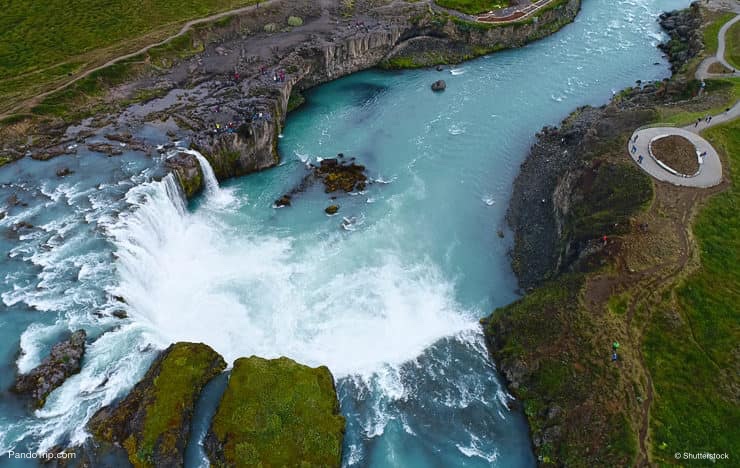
[
  {"xmin": 728, "ymin": 19, "xmax": 740, "ymax": 70},
  {"xmin": 702, "ymin": 12, "xmax": 735, "ymax": 55},
  {"xmin": 287, "ymin": 16, "xmax": 304, "ymax": 27},
  {"xmin": 89, "ymin": 343, "xmax": 226, "ymax": 467},
  {"xmin": 382, "ymin": 56, "xmax": 424, "ymax": 69},
  {"xmin": 287, "ymin": 90, "xmax": 306, "ymax": 112},
  {"xmin": 645, "ymin": 119, "xmax": 740, "ymax": 465},
  {"xmin": 484, "ymin": 274, "xmax": 638, "ymax": 467},
  {"xmin": 0, "ymin": 1, "xmax": 260, "ymax": 114},
  {"xmin": 436, "ymin": 0, "xmax": 511, "ymax": 16},
  {"xmin": 208, "ymin": 356, "xmax": 345, "ymax": 468},
  {"xmin": 566, "ymin": 162, "xmax": 653, "ymax": 243},
  {"xmin": 607, "ymin": 292, "xmax": 629, "ymax": 316},
  {"xmin": 657, "ymin": 77, "xmax": 740, "ymax": 126}
]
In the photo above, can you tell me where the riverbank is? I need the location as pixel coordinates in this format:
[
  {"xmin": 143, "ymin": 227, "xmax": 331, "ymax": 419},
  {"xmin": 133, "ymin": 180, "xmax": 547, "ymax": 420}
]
[
  {"xmin": 0, "ymin": 0, "xmax": 581, "ymax": 193},
  {"xmin": 485, "ymin": 3, "xmax": 739, "ymax": 465}
]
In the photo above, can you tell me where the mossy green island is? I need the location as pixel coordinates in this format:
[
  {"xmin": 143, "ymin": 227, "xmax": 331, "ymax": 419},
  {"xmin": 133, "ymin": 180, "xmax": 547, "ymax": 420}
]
[{"xmin": 206, "ymin": 356, "xmax": 345, "ymax": 468}]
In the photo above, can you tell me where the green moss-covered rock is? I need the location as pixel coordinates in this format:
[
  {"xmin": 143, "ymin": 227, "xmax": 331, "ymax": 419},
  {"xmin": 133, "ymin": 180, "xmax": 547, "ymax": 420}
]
[
  {"xmin": 88, "ymin": 342, "xmax": 226, "ymax": 468},
  {"xmin": 165, "ymin": 151, "xmax": 204, "ymax": 199},
  {"xmin": 206, "ymin": 356, "xmax": 345, "ymax": 468},
  {"xmin": 287, "ymin": 16, "xmax": 303, "ymax": 27}
]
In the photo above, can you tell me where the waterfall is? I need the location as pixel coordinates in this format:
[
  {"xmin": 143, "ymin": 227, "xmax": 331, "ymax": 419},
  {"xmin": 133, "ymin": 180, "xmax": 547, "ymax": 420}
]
[
  {"xmin": 179, "ymin": 148, "xmax": 220, "ymax": 195},
  {"xmin": 178, "ymin": 148, "xmax": 234, "ymax": 207}
]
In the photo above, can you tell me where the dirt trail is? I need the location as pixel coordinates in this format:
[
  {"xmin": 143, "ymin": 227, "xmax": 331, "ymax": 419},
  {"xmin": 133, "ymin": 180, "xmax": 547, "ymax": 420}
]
[{"xmin": 0, "ymin": 0, "xmax": 285, "ymax": 119}]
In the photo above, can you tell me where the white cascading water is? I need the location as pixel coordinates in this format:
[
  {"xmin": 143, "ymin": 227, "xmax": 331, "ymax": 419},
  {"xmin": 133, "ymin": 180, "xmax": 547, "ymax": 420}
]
[
  {"xmin": 107, "ymin": 162, "xmax": 476, "ymax": 377},
  {"xmin": 179, "ymin": 148, "xmax": 235, "ymax": 207}
]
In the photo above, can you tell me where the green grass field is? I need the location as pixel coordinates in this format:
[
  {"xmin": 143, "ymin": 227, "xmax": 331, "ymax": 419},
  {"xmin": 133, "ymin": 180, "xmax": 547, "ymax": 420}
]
[
  {"xmin": 0, "ymin": 0, "xmax": 259, "ymax": 111},
  {"xmin": 703, "ymin": 12, "xmax": 735, "ymax": 55},
  {"xmin": 435, "ymin": 0, "xmax": 511, "ymax": 15},
  {"xmin": 645, "ymin": 118, "xmax": 740, "ymax": 465},
  {"xmin": 728, "ymin": 19, "xmax": 740, "ymax": 70}
]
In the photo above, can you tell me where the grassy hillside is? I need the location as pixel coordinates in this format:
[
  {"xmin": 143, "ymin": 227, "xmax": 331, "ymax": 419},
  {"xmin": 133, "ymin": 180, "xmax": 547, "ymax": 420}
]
[
  {"xmin": 0, "ymin": 0, "xmax": 259, "ymax": 110},
  {"xmin": 646, "ymin": 119, "xmax": 740, "ymax": 465},
  {"xmin": 728, "ymin": 19, "xmax": 740, "ymax": 69}
]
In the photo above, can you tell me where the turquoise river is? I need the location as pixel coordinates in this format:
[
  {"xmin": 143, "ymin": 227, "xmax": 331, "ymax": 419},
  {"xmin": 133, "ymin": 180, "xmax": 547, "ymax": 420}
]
[{"xmin": 0, "ymin": 0, "xmax": 691, "ymax": 466}]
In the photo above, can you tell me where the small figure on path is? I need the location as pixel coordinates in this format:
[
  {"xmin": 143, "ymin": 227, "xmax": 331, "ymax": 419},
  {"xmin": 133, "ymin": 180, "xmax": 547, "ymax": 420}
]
[
  {"xmin": 695, "ymin": 118, "xmax": 700, "ymax": 128},
  {"xmin": 638, "ymin": 155, "xmax": 643, "ymax": 164}
]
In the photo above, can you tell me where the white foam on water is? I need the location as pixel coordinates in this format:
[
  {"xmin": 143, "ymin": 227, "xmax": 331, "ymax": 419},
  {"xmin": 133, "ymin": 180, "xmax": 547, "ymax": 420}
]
[
  {"xmin": 16, "ymin": 321, "xmax": 66, "ymax": 373},
  {"xmin": 450, "ymin": 68, "xmax": 466, "ymax": 75},
  {"xmin": 456, "ymin": 442, "xmax": 499, "ymax": 463},
  {"xmin": 106, "ymin": 175, "xmax": 475, "ymax": 378}
]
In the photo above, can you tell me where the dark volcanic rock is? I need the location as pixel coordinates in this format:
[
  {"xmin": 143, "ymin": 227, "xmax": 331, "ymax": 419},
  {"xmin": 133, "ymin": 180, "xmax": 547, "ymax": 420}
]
[
  {"xmin": 275, "ymin": 156, "xmax": 368, "ymax": 210},
  {"xmin": 431, "ymin": 80, "xmax": 446, "ymax": 91},
  {"xmin": 88, "ymin": 342, "xmax": 226, "ymax": 468},
  {"xmin": 165, "ymin": 151, "xmax": 204, "ymax": 199},
  {"xmin": 275, "ymin": 194, "xmax": 292, "ymax": 207},
  {"xmin": 658, "ymin": 4, "xmax": 702, "ymax": 72},
  {"xmin": 87, "ymin": 143, "xmax": 123, "ymax": 156},
  {"xmin": 14, "ymin": 330, "xmax": 86, "ymax": 408},
  {"xmin": 508, "ymin": 104, "xmax": 656, "ymax": 289},
  {"xmin": 315, "ymin": 158, "xmax": 367, "ymax": 193},
  {"xmin": 56, "ymin": 167, "xmax": 74, "ymax": 177}
]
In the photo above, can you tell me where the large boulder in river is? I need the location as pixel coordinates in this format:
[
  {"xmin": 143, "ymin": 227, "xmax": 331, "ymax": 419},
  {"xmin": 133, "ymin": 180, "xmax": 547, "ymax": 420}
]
[
  {"xmin": 205, "ymin": 356, "xmax": 345, "ymax": 468},
  {"xmin": 431, "ymin": 80, "xmax": 446, "ymax": 92},
  {"xmin": 88, "ymin": 342, "xmax": 226, "ymax": 468},
  {"xmin": 14, "ymin": 330, "xmax": 86, "ymax": 409},
  {"xmin": 165, "ymin": 151, "xmax": 204, "ymax": 199}
]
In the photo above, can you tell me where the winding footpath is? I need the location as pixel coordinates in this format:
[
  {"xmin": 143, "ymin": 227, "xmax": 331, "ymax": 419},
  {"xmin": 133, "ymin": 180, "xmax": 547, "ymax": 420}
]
[
  {"xmin": 1, "ymin": 0, "xmax": 282, "ymax": 118},
  {"xmin": 696, "ymin": 13, "xmax": 740, "ymax": 79},
  {"xmin": 629, "ymin": 11, "xmax": 740, "ymax": 188}
]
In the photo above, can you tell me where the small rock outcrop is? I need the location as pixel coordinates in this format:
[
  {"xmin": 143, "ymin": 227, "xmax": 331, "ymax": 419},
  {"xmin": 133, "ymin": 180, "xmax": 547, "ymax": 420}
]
[
  {"xmin": 14, "ymin": 330, "xmax": 87, "ymax": 408},
  {"xmin": 205, "ymin": 356, "xmax": 345, "ymax": 468},
  {"xmin": 165, "ymin": 151, "xmax": 204, "ymax": 199},
  {"xmin": 88, "ymin": 342, "xmax": 226, "ymax": 468},
  {"xmin": 325, "ymin": 205, "xmax": 339, "ymax": 215},
  {"xmin": 275, "ymin": 156, "xmax": 368, "ymax": 209},
  {"xmin": 431, "ymin": 80, "xmax": 446, "ymax": 92},
  {"xmin": 658, "ymin": 3, "xmax": 702, "ymax": 72}
]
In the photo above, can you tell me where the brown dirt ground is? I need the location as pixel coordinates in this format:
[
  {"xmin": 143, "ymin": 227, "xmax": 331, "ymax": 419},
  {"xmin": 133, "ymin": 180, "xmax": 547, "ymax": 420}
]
[{"xmin": 650, "ymin": 135, "xmax": 700, "ymax": 175}]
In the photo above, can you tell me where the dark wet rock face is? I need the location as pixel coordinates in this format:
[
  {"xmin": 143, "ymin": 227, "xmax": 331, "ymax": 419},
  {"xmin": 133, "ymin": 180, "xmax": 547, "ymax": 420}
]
[
  {"xmin": 88, "ymin": 342, "xmax": 226, "ymax": 468},
  {"xmin": 658, "ymin": 4, "xmax": 702, "ymax": 73},
  {"xmin": 165, "ymin": 151, "xmax": 204, "ymax": 198},
  {"xmin": 431, "ymin": 80, "xmax": 446, "ymax": 91},
  {"xmin": 275, "ymin": 156, "xmax": 367, "ymax": 209},
  {"xmin": 315, "ymin": 158, "xmax": 367, "ymax": 193},
  {"xmin": 56, "ymin": 167, "xmax": 74, "ymax": 177},
  {"xmin": 14, "ymin": 330, "xmax": 86, "ymax": 409},
  {"xmin": 274, "ymin": 194, "xmax": 292, "ymax": 207},
  {"xmin": 87, "ymin": 143, "xmax": 124, "ymax": 157}
]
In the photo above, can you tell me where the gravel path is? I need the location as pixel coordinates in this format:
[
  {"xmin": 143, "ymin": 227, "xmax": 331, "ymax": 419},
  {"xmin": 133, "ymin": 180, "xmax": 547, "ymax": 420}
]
[{"xmin": 695, "ymin": 12, "xmax": 740, "ymax": 80}]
